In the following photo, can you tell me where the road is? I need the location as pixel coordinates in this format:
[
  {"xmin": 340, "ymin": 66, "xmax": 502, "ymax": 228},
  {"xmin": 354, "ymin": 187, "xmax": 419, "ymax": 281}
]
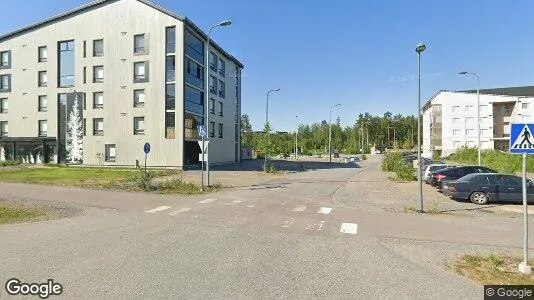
[{"xmin": 0, "ymin": 155, "xmax": 529, "ymax": 299}]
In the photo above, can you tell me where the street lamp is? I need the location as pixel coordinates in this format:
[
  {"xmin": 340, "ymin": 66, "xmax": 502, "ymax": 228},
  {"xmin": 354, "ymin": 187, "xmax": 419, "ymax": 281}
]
[
  {"xmin": 416, "ymin": 42, "xmax": 426, "ymax": 213},
  {"xmin": 204, "ymin": 20, "xmax": 231, "ymax": 186},
  {"xmin": 265, "ymin": 88, "xmax": 280, "ymax": 167},
  {"xmin": 459, "ymin": 71, "xmax": 481, "ymax": 166},
  {"xmin": 329, "ymin": 103, "xmax": 341, "ymax": 163}
]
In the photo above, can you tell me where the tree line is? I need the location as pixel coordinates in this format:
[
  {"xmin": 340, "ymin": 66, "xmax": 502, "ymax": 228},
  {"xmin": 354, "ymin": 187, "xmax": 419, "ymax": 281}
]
[{"xmin": 240, "ymin": 112, "xmax": 418, "ymax": 156}]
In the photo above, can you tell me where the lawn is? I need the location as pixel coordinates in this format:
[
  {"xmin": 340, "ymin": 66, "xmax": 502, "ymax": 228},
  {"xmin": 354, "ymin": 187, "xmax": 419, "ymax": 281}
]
[
  {"xmin": 0, "ymin": 205, "xmax": 45, "ymax": 224},
  {"xmin": 448, "ymin": 254, "xmax": 534, "ymax": 285}
]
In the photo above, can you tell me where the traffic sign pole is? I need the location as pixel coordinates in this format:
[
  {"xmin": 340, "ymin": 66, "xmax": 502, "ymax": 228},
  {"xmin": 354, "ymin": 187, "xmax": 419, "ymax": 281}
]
[
  {"xmin": 201, "ymin": 137, "xmax": 205, "ymax": 191},
  {"xmin": 522, "ymin": 152, "xmax": 529, "ymax": 273}
]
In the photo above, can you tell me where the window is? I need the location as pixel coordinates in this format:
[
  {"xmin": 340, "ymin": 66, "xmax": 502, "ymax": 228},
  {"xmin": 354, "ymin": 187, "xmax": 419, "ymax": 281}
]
[
  {"xmin": 93, "ymin": 39, "xmax": 103, "ymax": 57},
  {"xmin": 184, "ymin": 86, "xmax": 204, "ymax": 115},
  {"xmin": 165, "ymin": 112, "xmax": 175, "ymax": 139},
  {"xmin": 453, "ymin": 141, "xmax": 460, "ymax": 147},
  {"xmin": 209, "ymin": 98, "xmax": 215, "ymax": 114},
  {"xmin": 105, "ymin": 144, "xmax": 116, "ymax": 162},
  {"xmin": 133, "ymin": 117, "xmax": 145, "ymax": 135},
  {"xmin": 38, "ymin": 46, "xmax": 47, "ymax": 62},
  {"xmin": 0, "ymin": 51, "xmax": 10, "ymax": 68},
  {"xmin": 503, "ymin": 105, "xmax": 511, "ymax": 115},
  {"xmin": 452, "ymin": 105, "xmax": 460, "ymax": 112},
  {"xmin": 184, "ymin": 113, "xmax": 203, "ymax": 139},
  {"xmin": 185, "ymin": 57, "xmax": 203, "ymax": 89},
  {"xmin": 465, "ymin": 105, "xmax": 473, "ymax": 112},
  {"xmin": 209, "ymin": 52, "xmax": 217, "ymax": 71},
  {"xmin": 38, "ymin": 120, "xmax": 47, "ymax": 137},
  {"xmin": 93, "ymin": 66, "xmax": 103, "ymax": 83},
  {"xmin": 466, "ymin": 117, "xmax": 474, "ymax": 126},
  {"xmin": 166, "ymin": 27, "xmax": 176, "ymax": 54},
  {"xmin": 481, "ymin": 129, "xmax": 488, "ymax": 136},
  {"xmin": 480, "ymin": 104, "xmax": 487, "ymax": 114},
  {"xmin": 0, "ymin": 98, "xmax": 7, "ymax": 113},
  {"xmin": 134, "ymin": 61, "xmax": 149, "ymax": 82},
  {"xmin": 523, "ymin": 102, "xmax": 529, "ymax": 109},
  {"xmin": 452, "ymin": 129, "xmax": 460, "ymax": 136},
  {"xmin": 0, "ymin": 74, "xmax": 10, "ymax": 92},
  {"xmin": 523, "ymin": 115, "xmax": 531, "ymax": 122},
  {"xmin": 235, "ymin": 86, "xmax": 239, "ymax": 102},
  {"xmin": 209, "ymin": 121, "xmax": 215, "ymax": 138},
  {"xmin": 83, "ymin": 67, "xmax": 86, "ymax": 84},
  {"xmin": 218, "ymin": 123, "xmax": 223, "ymax": 138},
  {"xmin": 467, "ymin": 141, "xmax": 475, "ymax": 147},
  {"xmin": 184, "ymin": 30, "xmax": 204, "ymax": 64},
  {"xmin": 93, "ymin": 92, "xmax": 104, "ymax": 109},
  {"xmin": 38, "ymin": 71, "xmax": 48, "ymax": 87},
  {"xmin": 58, "ymin": 40, "xmax": 75, "ymax": 87},
  {"xmin": 0, "ymin": 121, "xmax": 7, "ymax": 137},
  {"xmin": 166, "ymin": 83, "xmax": 175, "ymax": 110},
  {"xmin": 235, "ymin": 104, "xmax": 239, "ymax": 122},
  {"xmin": 83, "ymin": 41, "xmax": 86, "ymax": 58},
  {"xmin": 93, "ymin": 118, "xmax": 104, "ymax": 135},
  {"xmin": 134, "ymin": 89, "xmax": 145, "ymax": 107},
  {"xmin": 134, "ymin": 34, "xmax": 146, "ymax": 54},
  {"xmin": 165, "ymin": 57, "xmax": 175, "ymax": 82},
  {"xmin": 481, "ymin": 117, "xmax": 489, "ymax": 126},
  {"xmin": 218, "ymin": 58, "xmax": 225, "ymax": 77},
  {"xmin": 219, "ymin": 80, "xmax": 225, "ymax": 98},
  {"xmin": 38, "ymin": 95, "xmax": 47, "ymax": 112},
  {"xmin": 209, "ymin": 76, "xmax": 217, "ymax": 94},
  {"xmin": 218, "ymin": 101, "xmax": 223, "ymax": 116},
  {"xmin": 466, "ymin": 129, "xmax": 474, "ymax": 135}
]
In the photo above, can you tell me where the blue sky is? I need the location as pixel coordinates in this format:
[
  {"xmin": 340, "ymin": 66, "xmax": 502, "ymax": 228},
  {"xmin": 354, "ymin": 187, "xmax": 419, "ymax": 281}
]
[{"xmin": 2, "ymin": 0, "xmax": 534, "ymax": 131}]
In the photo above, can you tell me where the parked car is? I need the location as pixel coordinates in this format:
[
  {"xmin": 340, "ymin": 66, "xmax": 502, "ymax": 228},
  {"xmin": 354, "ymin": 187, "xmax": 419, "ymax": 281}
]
[
  {"xmin": 423, "ymin": 164, "xmax": 455, "ymax": 183},
  {"xmin": 442, "ymin": 173, "xmax": 534, "ymax": 204},
  {"xmin": 429, "ymin": 165, "xmax": 497, "ymax": 190}
]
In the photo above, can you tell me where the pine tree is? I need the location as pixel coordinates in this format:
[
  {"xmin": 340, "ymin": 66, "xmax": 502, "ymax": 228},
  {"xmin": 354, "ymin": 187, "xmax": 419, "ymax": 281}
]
[{"xmin": 66, "ymin": 95, "xmax": 84, "ymax": 164}]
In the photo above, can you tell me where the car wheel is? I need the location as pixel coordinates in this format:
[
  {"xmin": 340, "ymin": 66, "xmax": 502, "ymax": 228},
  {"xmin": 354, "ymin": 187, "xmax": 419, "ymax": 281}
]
[{"xmin": 470, "ymin": 192, "xmax": 489, "ymax": 205}]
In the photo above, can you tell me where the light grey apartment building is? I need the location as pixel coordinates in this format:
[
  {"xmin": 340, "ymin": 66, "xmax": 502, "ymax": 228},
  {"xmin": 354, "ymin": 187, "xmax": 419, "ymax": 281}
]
[{"xmin": 0, "ymin": 0, "xmax": 243, "ymax": 168}]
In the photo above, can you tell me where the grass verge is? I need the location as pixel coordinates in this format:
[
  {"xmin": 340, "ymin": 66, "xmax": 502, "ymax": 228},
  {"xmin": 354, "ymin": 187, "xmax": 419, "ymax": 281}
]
[
  {"xmin": 0, "ymin": 205, "xmax": 45, "ymax": 224},
  {"xmin": 448, "ymin": 254, "xmax": 534, "ymax": 285},
  {"xmin": 156, "ymin": 179, "xmax": 222, "ymax": 195},
  {"xmin": 449, "ymin": 146, "xmax": 534, "ymax": 174}
]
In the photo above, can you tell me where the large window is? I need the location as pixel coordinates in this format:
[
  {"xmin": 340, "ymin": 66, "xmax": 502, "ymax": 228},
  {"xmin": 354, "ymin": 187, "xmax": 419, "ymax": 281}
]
[
  {"xmin": 218, "ymin": 58, "xmax": 225, "ymax": 77},
  {"xmin": 38, "ymin": 120, "xmax": 47, "ymax": 137},
  {"xmin": 93, "ymin": 39, "xmax": 104, "ymax": 57},
  {"xmin": 105, "ymin": 144, "xmax": 116, "ymax": 162},
  {"xmin": 134, "ymin": 34, "xmax": 146, "ymax": 54},
  {"xmin": 0, "ymin": 121, "xmax": 7, "ymax": 137},
  {"xmin": 165, "ymin": 56, "xmax": 175, "ymax": 82},
  {"xmin": 134, "ymin": 89, "xmax": 145, "ymax": 107},
  {"xmin": 184, "ymin": 113, "xmax": 203, "ymax": 139},
  {"xmin": 0, "ymin": 75, "xmax": 10, "ymax": 92},
  {"xmin": 93, "ymin": 92, "xmax": 104, "ymax": 109},
  {"xmin": 38, "ymin": 95, "xmax": 47, "ymax": 112},
  {"xmin": 185, "ymin": 86, "xmax": 204, "ymax": 115},
  {"xmin": 184, "ymin": 30, "xmax": 204, "ymax": 64},
  {"xmin": 166, "ymin": 27, "xmax": 176, "ymax": 54},
  {"xmin": 185, "ymin": 57, "xmax": 203, "ymax": 89},
  {"xmin": 134, "ymin": 117, "xmax": 145, "ymax": 135},
  {"xmin": 165, "ymin": 112, "xmax": 175, "ymax": 139},
  {"xmin": 209, "ymin": 98, "xmax": 215, "ymax": 114},
  {"xmin": 93, "ymin": 66, "xmax": 104, "ymax": 83},
  {"xmin": 166, "ymin": 83, "xmax": 175, "ymax": 110},
  {"xmin": 0, "ymin": 51, "xmax": 10, "ymax": 68},
  {"xmin": 93, "ymin": 118, "xmax": 104, "ymax": 135},
  {"xmin": 218, "ymin": 80, "xmax": 225, "ymax": 98},
  {"xmin": 0, "ymin": 98, "xmax": 7, "ymax": 113},
  {"xmin": 209, "ymin": 76, "xmax": 217, "ymax": 94},
  {"xmin": 38, "ymin": 46, "xmax": 47, "ymax": 62},
  {"xmin": 209, "ymin": 51, "xmax": 217, "ymax": 71},
  {"xmin": 58, "ymin": 40, "xmax": 74, "ymax": 87},
  {"xmin": 134, "ymin": 61, "xmax": 149, "ymax": 82}
]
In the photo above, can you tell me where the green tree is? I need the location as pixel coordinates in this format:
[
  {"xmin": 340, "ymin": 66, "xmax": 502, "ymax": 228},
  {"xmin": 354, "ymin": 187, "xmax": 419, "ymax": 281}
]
[{"xmin": 240, "ymin": 114, "xmax": 253, "ymax": 147}]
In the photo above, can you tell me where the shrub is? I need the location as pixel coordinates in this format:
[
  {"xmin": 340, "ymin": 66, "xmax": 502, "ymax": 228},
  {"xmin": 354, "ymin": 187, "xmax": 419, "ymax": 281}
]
[
  {"xmin": 449, "ymin": 146, "xmax": 531, "ymax": 174},
  {"xmin": 361, "ymin": 154, "xmax": 367, "ymax": 160},
  {"xmin": 135, "ymin": 168, "xmax": 155, "ymax": 191},
  {"xmin": 0, "ymin": 160, "xmax": 21, "ymax": 167},
  {"xmin": 382, "ymin": 152, "xmax": 415, "ymax": 181}
]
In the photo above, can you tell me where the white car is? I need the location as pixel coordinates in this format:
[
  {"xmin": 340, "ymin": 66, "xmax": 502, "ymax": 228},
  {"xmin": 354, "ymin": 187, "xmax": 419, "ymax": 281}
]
[{"xmin": 423, "ymin": 164, "xmax": 455, "ymax": 183}]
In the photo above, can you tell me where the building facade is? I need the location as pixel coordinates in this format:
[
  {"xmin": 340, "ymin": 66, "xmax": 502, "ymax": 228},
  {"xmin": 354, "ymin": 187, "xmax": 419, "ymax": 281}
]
[
  {"xmin": 0, "ymin": 0, "xmax": 243, "ymax": 168},
  {"xmin": 422, "ymin": 87, "xmax": 534, "ymax": 158}
]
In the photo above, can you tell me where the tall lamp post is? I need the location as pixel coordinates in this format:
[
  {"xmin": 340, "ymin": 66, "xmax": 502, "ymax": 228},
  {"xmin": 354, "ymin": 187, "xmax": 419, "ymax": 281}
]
[
  {"xmin": 459, "ymin": 71, "xmax": 481, "ymax": 166},
  {"xmin": 204, "ymin": 20, "xmax": 232, "ymax": 186},
  {"xmin": 265, "ymin": 88, "xmax": 280, "ymax": 167},
  {"xmin": 329, "ymin": 103, "xmax": 341, "ymax": 163},
  {"xmin": 416, "ymin": 42, "xmax": 426, "ymax": 213}
]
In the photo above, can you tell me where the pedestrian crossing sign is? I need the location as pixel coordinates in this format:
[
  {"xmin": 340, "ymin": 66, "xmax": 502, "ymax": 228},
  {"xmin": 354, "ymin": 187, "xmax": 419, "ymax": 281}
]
[{"xmin": 510, "ymin": 123, "xmax": 534, "ymax": 154}]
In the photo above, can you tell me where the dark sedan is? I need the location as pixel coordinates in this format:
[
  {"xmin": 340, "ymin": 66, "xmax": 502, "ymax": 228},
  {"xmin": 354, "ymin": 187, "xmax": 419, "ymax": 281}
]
[
  {"xmin": 443, "ymin": 173, "xmax": 534, "ymax": 204},
  {"xmin": 429, "ymin": 165, "xmax": 497, "ymax": 190}
]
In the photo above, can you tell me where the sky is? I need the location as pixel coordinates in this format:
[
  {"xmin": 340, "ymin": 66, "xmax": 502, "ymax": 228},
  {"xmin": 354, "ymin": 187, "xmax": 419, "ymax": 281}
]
[{"xmin": 2, "ymin": 0, "xmax": 534, "ymax": 131}]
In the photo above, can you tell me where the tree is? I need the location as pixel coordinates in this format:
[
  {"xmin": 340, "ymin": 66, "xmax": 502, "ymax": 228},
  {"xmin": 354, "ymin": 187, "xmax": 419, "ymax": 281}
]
[
  {"xmin": 240, "ymin": 114, "xmax": 253, "ymax": 147},
  {"xmin": 66, "ymin": 95, "xmax": 83, "ymax": 164}
]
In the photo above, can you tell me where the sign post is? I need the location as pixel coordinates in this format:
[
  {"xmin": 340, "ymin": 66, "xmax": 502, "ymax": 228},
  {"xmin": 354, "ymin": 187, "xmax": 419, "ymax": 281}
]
[
  {"xmin": 143, "ymin": 142, "xmax": 151, "ymax": 172},
  {"xmin": 197, "ymin": 125, "xmax": 207, "ymax": 191},
  {"xmin": 510, "ymin": 123, "xmax": 534, "ymax": 274}
]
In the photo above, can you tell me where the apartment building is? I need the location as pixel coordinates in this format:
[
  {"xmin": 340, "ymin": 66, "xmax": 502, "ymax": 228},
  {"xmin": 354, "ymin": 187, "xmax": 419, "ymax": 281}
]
[
  {"xmin": 0, "ymin": 0, "xmax": 243, "ymax": 168},
  {"xmin": 422, "ymin": 86, "xmax": 534, "ymax": 158}
]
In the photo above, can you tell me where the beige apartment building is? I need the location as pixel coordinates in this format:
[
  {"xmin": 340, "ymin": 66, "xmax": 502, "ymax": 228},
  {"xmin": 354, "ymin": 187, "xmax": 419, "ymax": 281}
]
[{"xmin": 0, "ymin": 0, "xmax": 243, "ymax": 168}]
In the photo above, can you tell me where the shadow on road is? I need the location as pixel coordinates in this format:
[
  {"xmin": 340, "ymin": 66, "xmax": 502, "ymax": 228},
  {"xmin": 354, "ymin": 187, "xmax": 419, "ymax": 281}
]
[
  {"xmin": 438, "ymin": 204, "xmax": 503, "ymax": 213},
  {"xmin": 204, "ymin": 159, "xmax": 361, "ymax": 172}
]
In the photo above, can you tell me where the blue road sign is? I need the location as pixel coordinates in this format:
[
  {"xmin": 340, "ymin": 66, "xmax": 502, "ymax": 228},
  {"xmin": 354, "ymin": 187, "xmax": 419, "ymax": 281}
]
[
  {"xmin": 510, "ymin": 123, "xmax": 534, "ymax": 154},
  {"xmin": 197, "ymin": 125, "xmax": 207, "ymax": 138},
  {"xmin": 144, "ymin": 142, "xmax": 151, "ymax": 154}
]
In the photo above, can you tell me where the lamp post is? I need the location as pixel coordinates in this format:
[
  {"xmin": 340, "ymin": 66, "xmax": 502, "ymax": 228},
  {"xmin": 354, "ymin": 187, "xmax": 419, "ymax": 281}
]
[
  {"xmin": 204, "ymin": 20, "xmax": 231, "ymax": 186},
  {"xmin": 329, "ymin": 103, "xmax": 341, "ymax": 163},
  {"xmin": 459, "ymin": 71, "xmax": 481, "ymax": 166},
  {"xmin": 265, "ymin": 88, "xmax": 280, "ymax": 168},
  {"xmin": 295, "ymin": 114, "xmax": 298, "ymax": 159},
  {"xmin": 416, "ymin": 42, "xmax": 426, "ymax": 213}
]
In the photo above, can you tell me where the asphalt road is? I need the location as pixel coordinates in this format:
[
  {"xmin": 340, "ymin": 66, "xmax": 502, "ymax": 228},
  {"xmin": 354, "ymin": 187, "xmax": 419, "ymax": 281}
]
[{"xmin": 1, "ymin": 155, "xmax": 528, "ymax": 299}]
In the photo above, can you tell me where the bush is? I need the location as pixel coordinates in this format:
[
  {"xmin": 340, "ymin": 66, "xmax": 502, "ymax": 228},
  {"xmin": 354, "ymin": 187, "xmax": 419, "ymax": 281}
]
[
  {"xmin": 361, "ymin": 154, "xmax": 367, "ymax": 160},
  {"xmin": 382, "ymin": 153, "xmax": 415, "ymax": 181},
  {"xmin": 135, "ymin": 168, "xmax": 155, "ymax": 191},
  {"xmin": 449, "ymin": 146, "xmax": 531, "ymax": 174},
  {"xmin": 0, "ymin": 160, "xmax": 21, "ymax": 166}
]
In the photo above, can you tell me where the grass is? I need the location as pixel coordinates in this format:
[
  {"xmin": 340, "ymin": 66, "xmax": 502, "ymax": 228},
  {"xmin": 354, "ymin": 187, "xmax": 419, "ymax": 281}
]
[
  {"xmin": 0, "ymin": 205, "xmax": 45, "ymax": 224},
  {"xmin": 155, "ymin": 179, "xmax": 222, "ymax": 195},
  {"xmin": 448, "ymin": 254, "xmax": 534, "ymax": 285},
  {"xmin": 0, "ymin": 160, "xmax": 21, "ymax": 167},
  {"xmin": 448, "ymin": 146, "xmax": 534, "ymax": 174}
]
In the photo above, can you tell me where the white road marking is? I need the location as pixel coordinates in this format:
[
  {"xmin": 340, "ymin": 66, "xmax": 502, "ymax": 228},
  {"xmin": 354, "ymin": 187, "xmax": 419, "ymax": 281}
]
[
  {"xmin": 225, "ymin": 200, "xmax": 243, "ymax": 206},
  {"xmin": 305, "ymin": 221, "xmax": 325, "ymax": 231},
  {"xmin": 144, "ymin": 206, "xmax": 171, "ymax": 213},
  {"xmin": 246, "ymin": 205, "xmax": 255, "ymax": 208},
  {"xmin": 318, "ymin": 207, "xmax": 333, "ymax": 215},
  {"xmin": 340, "ymin": 223, "xmax": 358, "ymax": 235},
  {"xmin": 198, "ymin": 198, "xmax": 217, "ymax": 204},
  {"xmin": 281, "ymin": 217, "xmax": 295, "ymax": 228},
  {"xmin": 292, "ymin": 205, "xmax": 306, "ymax": 212},
  {"xmin": 168, "ymin": 208, "xmax": 191, "ymax": 215}
]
